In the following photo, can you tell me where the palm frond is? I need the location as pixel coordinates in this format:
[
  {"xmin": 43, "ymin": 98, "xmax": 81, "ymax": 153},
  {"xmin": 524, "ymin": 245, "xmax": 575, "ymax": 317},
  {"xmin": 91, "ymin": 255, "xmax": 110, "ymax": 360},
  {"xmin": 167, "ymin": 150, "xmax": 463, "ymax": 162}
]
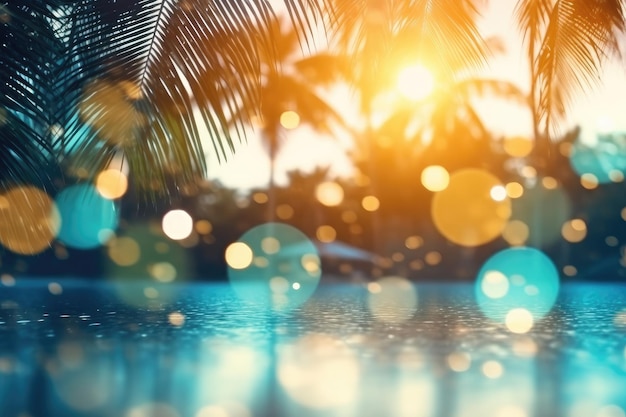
[
  {"xmin": 0, "ymin": 1, "xmax": 63, "ymax": 188},
  {"xmin": 535, "ymin": 0, "xmax": 625, "ymax": 135},
  {"xmin": 514, "ymin": 0, "xmax": 552, "ymax": 50},
  {"xmin": 3, "ymin": 0, "xmax": 333, "ymax": 194}
]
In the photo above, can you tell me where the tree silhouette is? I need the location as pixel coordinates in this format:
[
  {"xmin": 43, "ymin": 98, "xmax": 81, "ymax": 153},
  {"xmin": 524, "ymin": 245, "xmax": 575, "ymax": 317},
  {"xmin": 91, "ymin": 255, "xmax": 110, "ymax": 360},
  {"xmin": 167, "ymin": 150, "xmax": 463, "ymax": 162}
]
[
  {"xmin": 0, "ymin": 0, "xmax": 332, "ymax": 192},
  {"xmin": 229, "ymin": 17, "xmax": 348, "ymax": 218}
]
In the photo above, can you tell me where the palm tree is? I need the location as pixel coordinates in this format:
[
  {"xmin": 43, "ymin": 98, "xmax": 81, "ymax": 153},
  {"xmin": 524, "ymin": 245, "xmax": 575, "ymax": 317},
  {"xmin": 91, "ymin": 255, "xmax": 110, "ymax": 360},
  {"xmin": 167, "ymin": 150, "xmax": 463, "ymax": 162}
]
[
  {"xmin": 228, "ymin": 17, "xmax": 348, "ymax": 218},
  {"xmin": 2, "ymin": 0, "xmax": 624, "ymax": 193},
  {"xmin": 0, "ymin": 0, "xmax": 333, "ymax": 194},
  {"xmin": 515, "ymin": 0, "xmax": 624, "ymax": 162}
]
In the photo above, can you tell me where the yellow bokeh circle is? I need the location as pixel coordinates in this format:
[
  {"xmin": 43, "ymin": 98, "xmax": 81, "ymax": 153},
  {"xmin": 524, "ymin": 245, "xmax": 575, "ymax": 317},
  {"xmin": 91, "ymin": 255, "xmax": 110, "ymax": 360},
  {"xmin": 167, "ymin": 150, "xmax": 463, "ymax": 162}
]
[
  {"xmin": 0, "ymin": 186, "xmax": 60, "ymax": 254},
  {"xmin": 431, "ymin": 169, "xmax": 511, "ymax": 247},
  {"xmin": 95, "ymin": 169, "xmax": 128, "ymax": 199}
]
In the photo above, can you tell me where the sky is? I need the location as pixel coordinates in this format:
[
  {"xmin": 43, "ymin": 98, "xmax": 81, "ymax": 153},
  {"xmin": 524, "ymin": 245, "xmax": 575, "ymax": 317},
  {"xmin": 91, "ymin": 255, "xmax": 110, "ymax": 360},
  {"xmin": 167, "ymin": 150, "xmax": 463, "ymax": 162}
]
[{"xmin": 204, "ymin": 0, "xmax": 626, "ymax": 192}]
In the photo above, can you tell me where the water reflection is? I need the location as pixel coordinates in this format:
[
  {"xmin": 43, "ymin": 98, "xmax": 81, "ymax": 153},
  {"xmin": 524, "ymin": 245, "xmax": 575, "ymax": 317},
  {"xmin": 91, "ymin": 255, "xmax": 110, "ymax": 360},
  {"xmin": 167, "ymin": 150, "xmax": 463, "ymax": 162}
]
[{"xmin": 0, "ymin": 281, "xmax": 625, "ymax": 417}]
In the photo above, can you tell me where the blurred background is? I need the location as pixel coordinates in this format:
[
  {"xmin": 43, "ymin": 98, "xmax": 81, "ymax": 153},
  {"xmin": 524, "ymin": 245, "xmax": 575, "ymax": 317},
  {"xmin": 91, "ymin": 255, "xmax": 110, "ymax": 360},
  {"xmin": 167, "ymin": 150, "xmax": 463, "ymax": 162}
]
[{"xmin": 0, "ymin": 0, "xmax": 625, "ymax": 285}]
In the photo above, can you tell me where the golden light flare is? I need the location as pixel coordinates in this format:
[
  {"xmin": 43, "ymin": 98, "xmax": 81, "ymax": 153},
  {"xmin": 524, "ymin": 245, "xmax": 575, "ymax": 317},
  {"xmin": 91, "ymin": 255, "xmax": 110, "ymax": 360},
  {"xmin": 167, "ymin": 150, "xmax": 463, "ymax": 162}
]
[
  {"xmin": 502, "ymin": 220, "xmax": 529, "ymax": 246},
  {"xmin": 316, "ymin": 225, "xmax": 337, "ymax": 243},
  {"xmin": 421, "ymin": 165, "xmax": 449, "ymax": 192},
  {"xmin": 252, "ymin": 192, "xmax": 268, "ymax": 204},
  {"xmin": 541, "ymin": 176, "xmax": 558, "ymax": 190},
  {"xmin": 580, "ymin": 173, "xmax": 599, "ymax": 189},
  {"xmin": 503, "ymin": 136, "xmax": 533, "ymax": 157},
  {"xmin": 0, "ymin": 186, "xmax": 60, "ymax": 255},
  {"xmin": 561, "ymin": 219, "xmax": 587, "ymax": 243},
  {"xmin": 107, "ymin": 236, "xmax": 141, "ymax": 266},
  {"xmin": 405, "ymin": 235, "xmax": 423, "ymax": 249},
  {"xmin": 162, "ymin": 209, "xmax": 193, "ymax": 241},
  {"xmin": 95, "ymin": 169, "xmax": 128, "ymax": 199},
  {"xmin": 341, "ymin": 210, "xmax": 357, "ymax": 223},
  {"xmin": 424, "ymin": 251, "xmax": 442, "ymax": 266},
  {"xmin": 225, "ymin": 242, "xmax": 253, "ymax": 270},
  {"xmin": 505, "ymin": 182, "xmax": 524, "ymax": 199},
  {"xmin": 195, "ymin": 220, "xmax": 212, "ymax": 235},
  {"xmin": 276, "ymin": 204, "xmax": 294, "ymax": 219},
  {"xmin": 396, "ymin": 63, "xmax": 436, "ymax": 101},
  {"xmin": 361, "ymin": 195, "xmax": 380, "ymax": 212},
  {"xmin": 431, "ymin": 169, "xmax": 511, "ymax": 247},
  {"xmin": 315, "ymin": 181, "xmax": 344, "ymax": 207},
  {"xmin": 301, "ymin": 253, "xmax": 321, "ymax": 274},
  {"xmin": 280, "ymin": 110, "xmax": 300, "ymax": 130}
]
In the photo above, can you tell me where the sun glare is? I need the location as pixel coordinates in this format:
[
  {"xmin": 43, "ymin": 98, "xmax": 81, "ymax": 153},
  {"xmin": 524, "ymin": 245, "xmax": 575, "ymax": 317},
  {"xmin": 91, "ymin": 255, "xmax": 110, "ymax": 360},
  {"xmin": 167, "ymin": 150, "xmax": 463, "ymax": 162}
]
[{"xmin": 396, "ymin": 64, "xmax": 435, "ymax": 101}]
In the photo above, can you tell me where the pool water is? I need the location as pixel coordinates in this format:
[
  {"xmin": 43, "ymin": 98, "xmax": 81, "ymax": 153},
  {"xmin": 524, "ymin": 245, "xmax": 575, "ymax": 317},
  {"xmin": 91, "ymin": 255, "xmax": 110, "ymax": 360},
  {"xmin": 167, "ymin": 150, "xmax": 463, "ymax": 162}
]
[{"xmin": 0, "ymin": 280, "xmax": 625, "ymax": 417}]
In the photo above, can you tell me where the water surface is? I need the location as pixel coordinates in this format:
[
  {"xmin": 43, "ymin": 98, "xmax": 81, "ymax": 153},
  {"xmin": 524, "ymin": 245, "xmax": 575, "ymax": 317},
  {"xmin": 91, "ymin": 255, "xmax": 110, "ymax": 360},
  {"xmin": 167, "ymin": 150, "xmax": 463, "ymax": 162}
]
[{"xmin": 0, "ymin": 280, "xmax": 625, "ymax": 417}]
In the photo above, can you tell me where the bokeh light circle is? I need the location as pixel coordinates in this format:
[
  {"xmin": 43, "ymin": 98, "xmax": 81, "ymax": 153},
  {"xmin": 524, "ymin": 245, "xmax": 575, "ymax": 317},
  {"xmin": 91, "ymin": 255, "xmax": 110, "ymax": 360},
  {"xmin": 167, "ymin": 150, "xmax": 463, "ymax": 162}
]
[
  {"xmin": 505, "ymin": 308, "xmax": 534, "ymax": 334},
  {"xmin": 162, "ymin": 209, "xmax": 193, "ymax": 241},
  {"xmin": 95, "ymin": 169, "xmax": 128, "ymax": 199},
  {"xmin": 569, "ymin": 134, "xmax": 626, "ymax": 184},
  {"xmin": 503, "ymin": 136, "xmax": 533, "ymax": 157},
  {"xmin": 315, "ymin": 181, "xmax": 344, "ymax": 206},
  {"xmin": 56, "ymin": 184, "xmax": 118, "ymax": 249},
  {"xmin": 431, "ymin": 169, "xmax": 511, "ymax": 246},
  {"xmin": 227, "ymin": 223, "xmax": 321, "ymax": 311},
  {"xmin": 421, "ymin": 165, "xmax": 449, "ymax": 192},
  {"xmin": 225, "ymin": 242, "xmax": 254, "ymax": 269},
  {"xmin": 280, "ymin": 110, "xmax": 300, "ymax": 130},
  {"xmin": 475, "ymin": 247, "xmax": 559, "ymax": 323},
  {"xmin": 0, "ymin": 186, "xmax": 60, "ymax": 254}
]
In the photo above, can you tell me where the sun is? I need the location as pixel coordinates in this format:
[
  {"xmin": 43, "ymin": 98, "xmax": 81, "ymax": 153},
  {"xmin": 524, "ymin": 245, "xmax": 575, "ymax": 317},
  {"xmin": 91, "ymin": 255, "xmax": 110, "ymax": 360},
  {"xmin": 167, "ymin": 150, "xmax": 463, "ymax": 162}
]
[{"xmin": 395, "ymin": 64, "xmax": 435, "ymax": 101}]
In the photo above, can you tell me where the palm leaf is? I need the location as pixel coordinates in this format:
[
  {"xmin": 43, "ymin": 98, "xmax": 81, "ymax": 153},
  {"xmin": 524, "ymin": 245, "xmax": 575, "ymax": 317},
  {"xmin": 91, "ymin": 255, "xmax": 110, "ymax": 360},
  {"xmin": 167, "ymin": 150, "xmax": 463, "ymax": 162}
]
[
  {"xmin": 0, "ymin": 1, "xmax": 64, "ymax": 188},
  {"xmin": 3, "ymin": 0, "xmax": 334, "ymax": 194},
  {"xmin": 516, "ymin": 0, "xmax": 625, "ymax": 137}
]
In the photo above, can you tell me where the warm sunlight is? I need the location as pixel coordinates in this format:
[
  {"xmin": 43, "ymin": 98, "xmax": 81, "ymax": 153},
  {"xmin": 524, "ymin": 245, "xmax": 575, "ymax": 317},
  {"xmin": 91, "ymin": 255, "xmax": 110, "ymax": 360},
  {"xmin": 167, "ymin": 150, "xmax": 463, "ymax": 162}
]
[{"xmin": 395, "ymin": 64, "xmax": 436, "ymax": 101}]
